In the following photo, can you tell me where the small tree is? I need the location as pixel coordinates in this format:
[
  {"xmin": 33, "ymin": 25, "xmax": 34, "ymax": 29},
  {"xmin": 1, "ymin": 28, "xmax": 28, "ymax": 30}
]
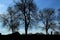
[
  {"xmin": 0, "ymin": 7, "xmax": 20, "ymax": 33},
  {"xmin": 39, "ymin": 8, "xmax": 55, "ymax": 35}
]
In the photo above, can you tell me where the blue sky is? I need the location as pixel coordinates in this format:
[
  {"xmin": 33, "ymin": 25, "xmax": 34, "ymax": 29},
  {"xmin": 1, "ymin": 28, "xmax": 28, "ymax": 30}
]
[
  {"xmin": 35, "ymin": 0, "xmax": 60, "ymax": 9},
  {"xmin": 0, "ymin": 0, "xmax": 60, "ymax": 35},
  {"xmin": 0, "ymin": 0, "xmax": 13, "ymax": 14}
]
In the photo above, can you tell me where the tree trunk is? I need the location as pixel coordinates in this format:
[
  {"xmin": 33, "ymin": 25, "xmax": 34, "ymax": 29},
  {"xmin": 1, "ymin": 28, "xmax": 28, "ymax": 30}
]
[
  {"xmin": 12, "ymin": 27, "xmax": 15, "ymax": 33},
  {"xmin": 25, "ymin": 25, "xmax": 28, "ymax": 35},
  {"xmin": 23, "ymin": 0, "xmax": 28, "ymax": 35},
  {"xmin": 12, "ymin": 29, "xmax": 15, "ymax": 33},
  {"xmin": 46, "ymin": 19, "xmax": 48, "ymax": 35},
  {"xmin": 46, "ymin": 26, "xmax": 48, "ymax": 35},
  {"xmin": 25, "ymin": 15, "xmax": 28, "ymax": 35}
]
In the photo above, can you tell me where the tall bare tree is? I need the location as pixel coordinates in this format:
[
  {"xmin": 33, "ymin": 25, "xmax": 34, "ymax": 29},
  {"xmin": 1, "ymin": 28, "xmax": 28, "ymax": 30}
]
[{"xmin": 13, "ymin": 0, "xmax": 37, "ymax": 35}]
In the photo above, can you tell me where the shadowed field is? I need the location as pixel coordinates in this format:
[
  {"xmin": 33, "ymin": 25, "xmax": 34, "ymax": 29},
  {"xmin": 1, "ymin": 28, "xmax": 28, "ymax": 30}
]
[{"xmin": 0, "ymin": 32, "xmax": 60, "ymax": 40}]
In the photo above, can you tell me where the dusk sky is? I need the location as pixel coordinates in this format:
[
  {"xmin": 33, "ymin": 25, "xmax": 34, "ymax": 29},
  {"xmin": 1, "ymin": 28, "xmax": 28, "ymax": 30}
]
[{"xmin": 0, "ymin": 0, "xmax": 60, "ymax": 35}]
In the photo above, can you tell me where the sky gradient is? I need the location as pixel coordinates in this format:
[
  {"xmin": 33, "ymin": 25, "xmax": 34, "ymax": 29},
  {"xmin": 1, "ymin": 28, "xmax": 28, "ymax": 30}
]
[{"xmin": 0, "ymin": 0, "xmax": 60, "ymax": 35}]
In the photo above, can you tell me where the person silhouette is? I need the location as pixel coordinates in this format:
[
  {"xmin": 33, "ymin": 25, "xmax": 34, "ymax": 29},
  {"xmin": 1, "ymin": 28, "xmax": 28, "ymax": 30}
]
[{"xmin": 0, "ymin": 33, "xmax": 1, "ymax": 35}]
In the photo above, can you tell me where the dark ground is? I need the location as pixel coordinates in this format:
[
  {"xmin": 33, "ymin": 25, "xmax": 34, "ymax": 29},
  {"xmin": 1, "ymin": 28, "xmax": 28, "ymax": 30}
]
[{"xmin": 0, "ymin": 32, "xmax": 60, "ymax": 40}]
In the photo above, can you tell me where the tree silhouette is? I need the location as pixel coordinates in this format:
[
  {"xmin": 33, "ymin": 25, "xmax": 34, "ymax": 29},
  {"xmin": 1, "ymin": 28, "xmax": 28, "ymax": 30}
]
[
  {"xmin": 39, "ymin": 8, "xmax": 55, "ymax": 35},
  {"xmin": 0, "ymin": 7, "xmax": 20, "ymax": 33},
  {"xmin": 13, "ymin": 0, "xmax": 37, "ymax": 35},
  {"xmin": 56, "ymin": 9, "xmax": 60, "ymax": 31}
]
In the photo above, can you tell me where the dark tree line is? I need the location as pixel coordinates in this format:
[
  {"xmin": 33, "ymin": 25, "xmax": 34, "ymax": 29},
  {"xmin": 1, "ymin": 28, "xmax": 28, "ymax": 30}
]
[{"xmin": 0, "ymin": 0, "xmax": 60, "ymax": 35}]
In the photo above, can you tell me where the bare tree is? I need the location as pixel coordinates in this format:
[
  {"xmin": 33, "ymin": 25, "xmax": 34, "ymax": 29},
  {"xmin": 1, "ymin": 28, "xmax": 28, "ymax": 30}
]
[
  {"xmin": 13, "ymin": 0, "xmax": 37, "ymax": 35},
  {"xmin": 0, "ymin": 7, "xmax": 20, "ymax": 33},
  {"xmin": 39, "ymin": 8, "xmax": 55, "ymax": 35}
]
